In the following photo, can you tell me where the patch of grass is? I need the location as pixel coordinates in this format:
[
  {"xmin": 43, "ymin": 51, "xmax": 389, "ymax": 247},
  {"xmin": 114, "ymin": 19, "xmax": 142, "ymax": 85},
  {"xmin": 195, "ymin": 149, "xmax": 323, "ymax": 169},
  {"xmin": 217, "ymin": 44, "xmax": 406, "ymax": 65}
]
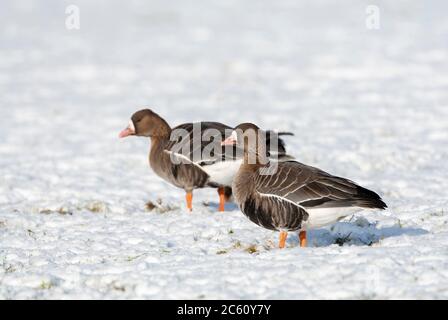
[
  {"xmin": 232, "ymin": 241, "xmax": 242, "ymax": 249},
  {"xmin": 109, "ymin": 281, "xmax": 126, "ymax": 292},
  {"xmin": 216, "ymin": 240, "xmax": 241, "ymax": 255},
  {"xmin": 39, "ymin": 201, "xmax": 109, "ymax": 215},
  {"xmin": 145, "ymin": 200, "xmax": 158, "ymax": 211},
  {"xmin": 145, "ymin": 199, "xmax": 177, "ymax": 213},
  {"xmin": 245, "ymin": 244, "xmax": 258, "ymax": 254},
  {"xmin": 82, "ymin": 201, "xmax": 107, "ymax": 213},
  {"xmin": 39, "ymin": 281, "xmax": 53, "ymax": 290},
  {"xmin": 334, "ymin": 233, "xmax": 352, "ymax": 246},
  {"xmin": 0, "ymin": 221, "xmax": 5, "ymax": 228},
  {"xmin": 126, "ymin": 253, "xmax": 146, "ymax": 262},
  {"xmin": 2, "ymin": 261, "xmax": 16, "ymax": 273},
  {"xmin": 39, "ymin": 207, "xmax": 73, "ymax": 215},
  {"xmin": 429, "ymin": 209, "xmax": 445, "ymax": 217},
  {"xmin": 216, "ymin": 241, "xmax": 260, "ymax": 255},
  {"xmin": 27, "ymin": 229, "xmax": 38, "ymax": 240}
]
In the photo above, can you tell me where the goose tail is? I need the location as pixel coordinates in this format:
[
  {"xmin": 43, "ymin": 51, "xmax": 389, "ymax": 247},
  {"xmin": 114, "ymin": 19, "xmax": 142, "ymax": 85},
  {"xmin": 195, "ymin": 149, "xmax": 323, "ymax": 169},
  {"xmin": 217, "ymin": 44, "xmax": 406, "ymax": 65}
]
[{"xmin": 354, "ymin": 185, "xmax": 388, "ymax": 209}]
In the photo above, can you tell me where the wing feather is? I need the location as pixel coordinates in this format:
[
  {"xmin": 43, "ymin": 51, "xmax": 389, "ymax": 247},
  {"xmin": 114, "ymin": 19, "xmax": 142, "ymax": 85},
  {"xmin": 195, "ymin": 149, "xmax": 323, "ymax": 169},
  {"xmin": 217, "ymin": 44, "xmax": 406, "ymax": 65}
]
[
  {"xmin": 165, "ymin": 122, "xmax": 294, "ymax": 166},
  {"xmin": 255, "ymin": 161, "xmax": 387, "ymax": 210}
]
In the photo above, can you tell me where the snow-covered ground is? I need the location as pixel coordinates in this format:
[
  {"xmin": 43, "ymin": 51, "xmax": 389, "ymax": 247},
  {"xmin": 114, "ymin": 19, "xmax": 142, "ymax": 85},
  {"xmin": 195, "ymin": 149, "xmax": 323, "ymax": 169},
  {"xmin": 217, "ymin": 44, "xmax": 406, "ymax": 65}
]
[{"xmin": 1, "ymin": 0, "xmax": 448, "ymax": 299}]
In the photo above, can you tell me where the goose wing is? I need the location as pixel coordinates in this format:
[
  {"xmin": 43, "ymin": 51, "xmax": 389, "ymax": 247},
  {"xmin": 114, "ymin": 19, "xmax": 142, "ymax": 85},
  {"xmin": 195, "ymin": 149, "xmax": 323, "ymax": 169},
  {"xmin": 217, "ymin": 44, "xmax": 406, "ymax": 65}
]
[
  {"xmin": 165, "ymin": 122, "xmax": 294, "ymax": 165},
  {"xmin": 255, "ymin": 161, "xmax": 387, "ymax": 210},
  {"xmin": 164, "ymin": 122, "xmax": 241, "ymax": 165}
]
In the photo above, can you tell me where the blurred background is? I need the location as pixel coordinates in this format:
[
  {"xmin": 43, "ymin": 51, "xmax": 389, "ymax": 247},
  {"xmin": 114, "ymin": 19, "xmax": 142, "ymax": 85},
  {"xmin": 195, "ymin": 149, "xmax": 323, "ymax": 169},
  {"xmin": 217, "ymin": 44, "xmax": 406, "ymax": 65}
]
[{"xmin": 0, "ymin": 0, "xmax": 447, "ymax": 213}]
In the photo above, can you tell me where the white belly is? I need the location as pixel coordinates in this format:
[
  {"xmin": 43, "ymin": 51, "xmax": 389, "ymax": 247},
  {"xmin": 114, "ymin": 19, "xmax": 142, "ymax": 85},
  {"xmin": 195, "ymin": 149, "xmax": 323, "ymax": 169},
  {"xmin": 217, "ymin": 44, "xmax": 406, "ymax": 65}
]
[
  {"xmin": 202, "ymin": 159, "xmax": 242, "ymax": 186},
  {"xmin": 301, "ymin": 207, "xmax": 360, "ymax": 229}
]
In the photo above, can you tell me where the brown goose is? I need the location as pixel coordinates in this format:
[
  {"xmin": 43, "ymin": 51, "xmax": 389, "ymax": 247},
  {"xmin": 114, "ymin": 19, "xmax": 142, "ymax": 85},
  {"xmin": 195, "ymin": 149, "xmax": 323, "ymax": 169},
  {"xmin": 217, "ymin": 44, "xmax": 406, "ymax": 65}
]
[
  {"xmin": 222, "ymin": 123, "xmax": 387, "ymax": 248},
  {"xmin": 119, "ymin": 109, "xmax": 293, "ymax": 212}
]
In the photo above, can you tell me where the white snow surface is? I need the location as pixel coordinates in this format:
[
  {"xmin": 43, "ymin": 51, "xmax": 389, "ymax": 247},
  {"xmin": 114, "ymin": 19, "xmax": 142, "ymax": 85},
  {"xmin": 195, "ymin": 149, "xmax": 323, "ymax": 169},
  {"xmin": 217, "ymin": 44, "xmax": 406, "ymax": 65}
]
[{"xmin": 1, "ymin": 0, "xmax": 448, "ymax": 299}]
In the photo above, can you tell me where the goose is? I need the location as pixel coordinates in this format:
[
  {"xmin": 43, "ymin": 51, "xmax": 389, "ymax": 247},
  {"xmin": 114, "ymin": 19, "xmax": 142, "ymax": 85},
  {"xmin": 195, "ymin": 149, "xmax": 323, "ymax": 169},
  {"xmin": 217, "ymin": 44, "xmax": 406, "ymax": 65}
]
[
  {"xmin": 221, "ymin": 123, "xmax": 387, "ymax": 248},
  {"xmin": 119, "ymin": 109, "xmax": 293, "ymax": 212}
]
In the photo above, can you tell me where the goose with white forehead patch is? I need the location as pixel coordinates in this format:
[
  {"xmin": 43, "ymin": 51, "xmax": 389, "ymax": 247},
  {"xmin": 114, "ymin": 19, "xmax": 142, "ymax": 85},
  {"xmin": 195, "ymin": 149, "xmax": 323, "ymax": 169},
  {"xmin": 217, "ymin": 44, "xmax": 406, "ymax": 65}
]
[
  {"xmin": 222, "ymin": 123, "xmax": 387, "ymax": 247},
  {"xmin": 119, "ymin": 109, "xmax": 294, "ymax": 212}
]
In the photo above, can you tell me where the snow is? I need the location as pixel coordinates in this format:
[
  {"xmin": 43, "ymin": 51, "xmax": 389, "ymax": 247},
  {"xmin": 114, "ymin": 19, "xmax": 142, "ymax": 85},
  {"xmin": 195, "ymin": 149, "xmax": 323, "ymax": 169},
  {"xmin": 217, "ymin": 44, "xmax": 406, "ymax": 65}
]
[{"xmin": 1, "ymin": 0, "xmax": 448, "ymax": 299}]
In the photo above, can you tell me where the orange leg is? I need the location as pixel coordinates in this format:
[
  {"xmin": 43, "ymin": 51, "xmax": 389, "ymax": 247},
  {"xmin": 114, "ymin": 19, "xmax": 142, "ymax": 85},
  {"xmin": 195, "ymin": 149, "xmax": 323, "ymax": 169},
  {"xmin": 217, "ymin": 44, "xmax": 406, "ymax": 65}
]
[
  {"xmin": 299, "ymin": 230, "xmax": 307, "ymax": 247},
  {"xmin": 217, "ymin": 187, "xmax": 226, "ymax": 212},
  {"xmin": 279, "ymin": 231, "xmax": 288, "ymax": 249},
  {"xmin": 185, "ymin": 192, "xmax": 193, "ymax": 212}
]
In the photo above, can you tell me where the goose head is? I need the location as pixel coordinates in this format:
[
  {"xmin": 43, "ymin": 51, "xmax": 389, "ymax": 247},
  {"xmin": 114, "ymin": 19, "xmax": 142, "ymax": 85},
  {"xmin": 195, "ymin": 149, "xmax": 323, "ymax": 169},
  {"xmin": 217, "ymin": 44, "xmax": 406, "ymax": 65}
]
[
  {"xmin": 119, "ymin": 109, "xmax": 171, "ymax": 138},
  {"xmin": 222, "ymin": 123, "xmax": 268, "ymax": 165}
]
